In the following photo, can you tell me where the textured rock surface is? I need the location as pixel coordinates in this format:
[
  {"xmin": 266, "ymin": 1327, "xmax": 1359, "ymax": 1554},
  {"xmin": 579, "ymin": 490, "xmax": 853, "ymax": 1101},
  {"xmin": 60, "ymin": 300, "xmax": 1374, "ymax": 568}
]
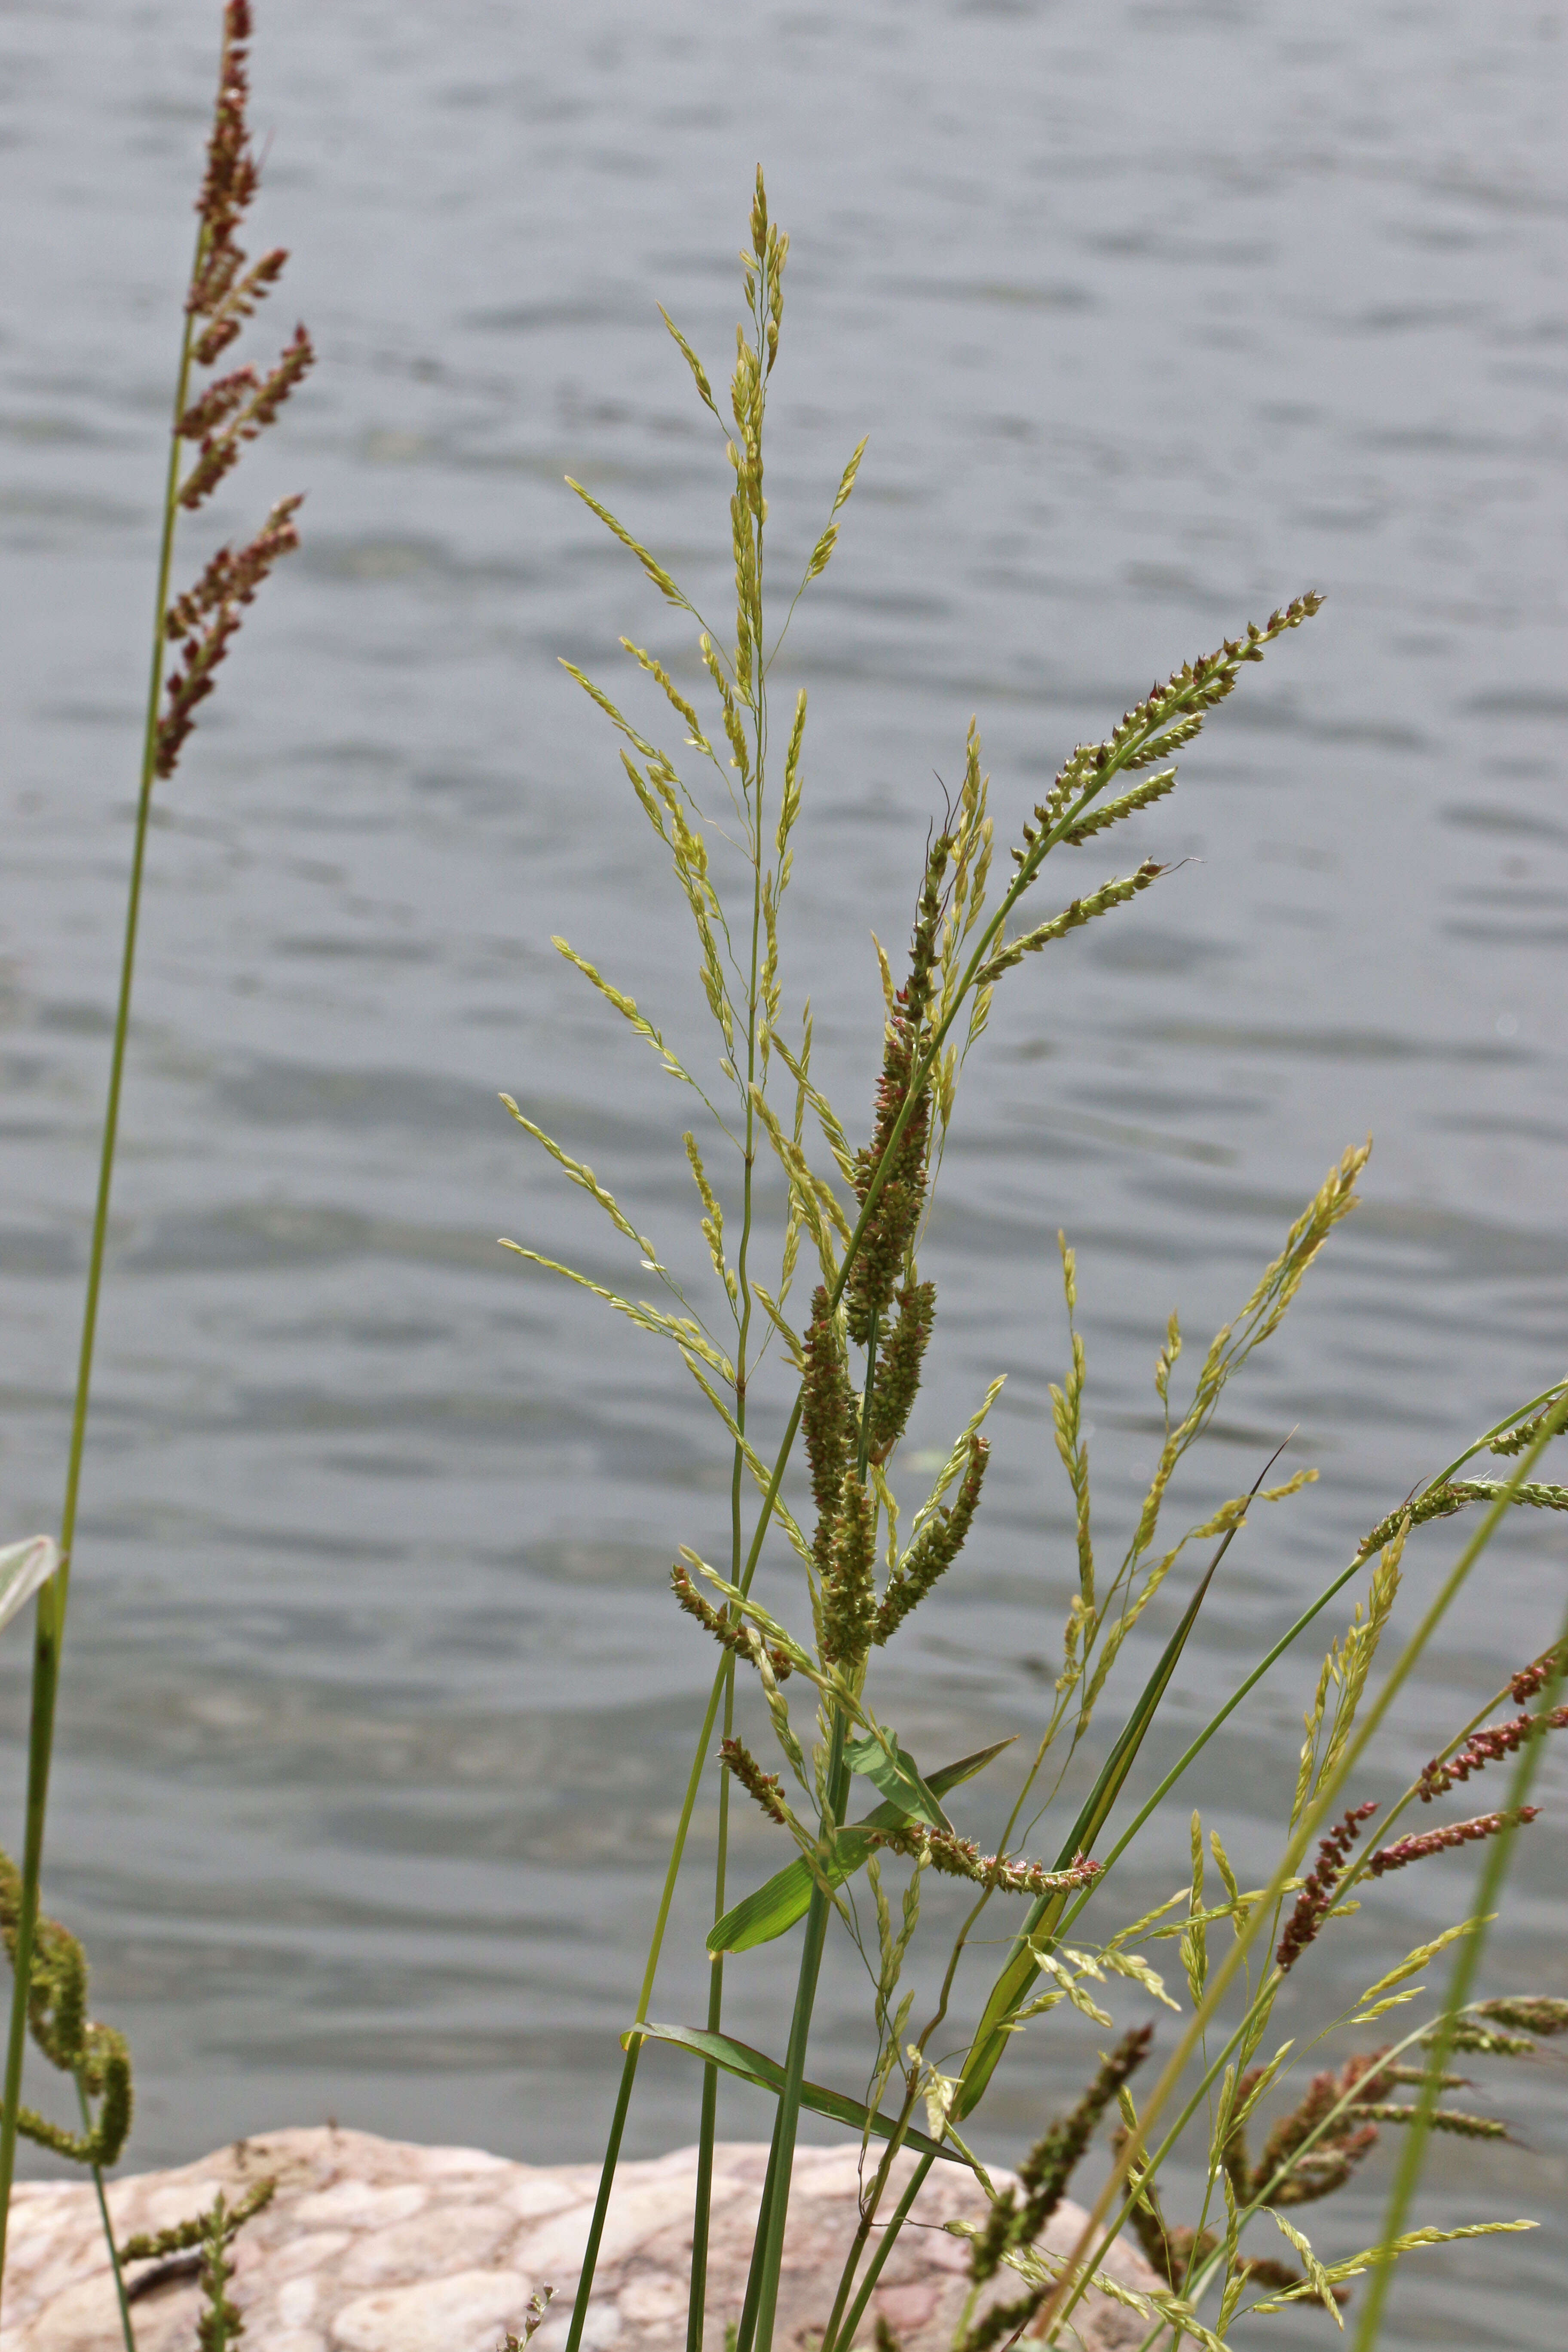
[{"xmin": 0, "ymin": 2128, "xmax": 1158, "ymax": 2352}]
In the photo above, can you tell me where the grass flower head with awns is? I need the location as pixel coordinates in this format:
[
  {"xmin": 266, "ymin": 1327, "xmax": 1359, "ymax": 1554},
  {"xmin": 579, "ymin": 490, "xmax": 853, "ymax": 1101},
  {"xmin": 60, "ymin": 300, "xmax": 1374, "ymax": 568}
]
[{"xmin": 502, "ymin": 171, "xmax": 1568, "ymax": 2352}]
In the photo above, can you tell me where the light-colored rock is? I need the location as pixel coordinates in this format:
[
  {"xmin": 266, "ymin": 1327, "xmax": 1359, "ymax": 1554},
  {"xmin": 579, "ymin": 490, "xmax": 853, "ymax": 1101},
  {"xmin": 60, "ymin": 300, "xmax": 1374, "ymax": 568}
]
[
  {"xmin": 0, "ymin": 2126, "xmax": 1160, "ymax": 2352},
  {"xmin": 333, "ymin": 2268, "xmax": 535, "ymax": 2352}
]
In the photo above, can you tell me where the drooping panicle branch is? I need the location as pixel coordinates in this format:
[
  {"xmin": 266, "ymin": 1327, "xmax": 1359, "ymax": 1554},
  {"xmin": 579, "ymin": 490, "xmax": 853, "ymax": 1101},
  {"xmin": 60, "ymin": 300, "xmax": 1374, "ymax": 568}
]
[
  {"xmin": 157, "ymin": 495, "xmax": 302, "ymax": 778},
  {"xmin": 1369, "ymin": 1807, "xmax": 1540, "ymax": 1876},
  {"xmin": 1275, "ymin": 1801, "xmax": 1378, "ymax": 1973},
  {"xmin": 671, "ymin": 1562, "xmax": 793, "ymax": 1679},
  {"xmin": 720, "ymin": 1739, "xmax": 789, "ymax": 1827},
  {"xmin": 864, "ymin": 1823, "xmax": 1099, "ymax": 1901},
  {"xmin": 874, "ymin": 1435, "xmax": 988, "ymax": 1645},
  {"xmin": 0, "ymin": 1847, "xmax": 131, "ymax": 2168},
  {"xmin": 1419, "ymin": 1700, "xmax": 1568, "ymax": 1800}
]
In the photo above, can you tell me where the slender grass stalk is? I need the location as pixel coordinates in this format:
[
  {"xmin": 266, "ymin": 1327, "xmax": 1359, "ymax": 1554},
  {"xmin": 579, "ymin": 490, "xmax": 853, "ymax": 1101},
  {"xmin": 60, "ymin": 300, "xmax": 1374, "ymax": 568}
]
[
  {"xmin": 733, "ymin": 2115, "xmax": 784, "ymax": 2352},
  {"xmin": 1351, "ymin": 1597, "xmax": 1568, "ymax": 2352},
  {"xmin": 746, "ymin": 1710, "xmax": 852, "ymax": 2352},
  {"xmin": 0, "ymin": 5, "xmax": 309, "ymax": 2312},
  {"xmin": 822, "ymin": 2153, "xmax": 931, "ymax": 2352},
  {"xmin": 77, "ymin": 2073, "xmax": 137, "ymax": 2352},
  {"xmin": 688, "ymin": 1650, "xmax": 734, "ymax": 2352},
  {"xmin": 0, "ymin": 229, "xmax": 204, "ymax": 2315},
  {"xmin": 562, "ymin": 1651, "xmax": 733, "ymax": 2352},
  {"xmin": 1033, "ymin": 1401, "xmax": 1568, "ymax": 2344},
  {"xmin": 738, "ymin": 1307, "xmax": 882, "ymax": 2352}
]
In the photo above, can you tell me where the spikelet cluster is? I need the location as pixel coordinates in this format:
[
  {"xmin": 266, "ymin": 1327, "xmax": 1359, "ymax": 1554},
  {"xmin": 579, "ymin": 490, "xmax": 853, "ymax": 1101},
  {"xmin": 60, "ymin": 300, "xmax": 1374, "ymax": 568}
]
[
  {"xmin": 874, "ymin": 1436, "xmax": 988, "ymax": 1645},
  {"xmin": 864, "ymin": 1823, "xmax": 1100, "ymax": 1901},
  {"xmin": 1356, "ymin": 1476, "xmax": 1568, "ymax": 1561},
  {"xmin": 1473, "ymin": 1995, "xmax": 1568, "ymax": 2037},
  {"xmin": 844, "ymin": 836, "xmax": 949, "ymax": 1348},
  {"xmin": 1510, "ymin": 1644, "xmax": 1568, "ymax": 1704},
  {"xmin": 967, "ymin": 2027, "xmax": 1153, "ymax": 2294},
  {"xmin": 1489, "ymin": 1400, "xmax": 1568, "ymax": 1457},
  {"xmin": 1007, "ymin": 598, "xmax": 1322, "ymax": 882},
  {"xmin": 977, "ymin": 861, "xmax": 1164, "ymax": 986},
  {"xmin": 1419, "ymin": 1700, "xmax": 1568, "ymax": 1800},
  {"xmin": 720, "ymin": 1737, "xmax": 789, "ymax": 1826},
  {"xmin": 154, "ymin": 1, "xmax": 312, "ymax": 784},
  {"xmin": 801, "ymin": 1286, "xmax": 856, "ymax": 1570},
  {"xmin": 671, "ymin": 1562, "xmax": 793, "ymax": 1679},
  {"xmin": 821, "ymin": 1474, "xmax": 877, "ymax": 1673},
  {"xmin": 1235, "ymin": 2053, "xmax": 1393, "ymax": 2211},
  {"xmin": 1369, "ymin": 1807, "xmax": 1539, "ymax": 1876},
  {"xmin": 1275, "ymin": 1801, "xmax": 1378, "ymax": 1973},
  {"xmin": 864, "ymin": 1280, "xmax": 935, "ymax": 1463},
  {"xmin": 157, "ymin": 495, "xmax": 302, "ymax": 778},
  {"xmin": 0, "ymin": 1845, "xmax": 131, "ymax": 2168}
]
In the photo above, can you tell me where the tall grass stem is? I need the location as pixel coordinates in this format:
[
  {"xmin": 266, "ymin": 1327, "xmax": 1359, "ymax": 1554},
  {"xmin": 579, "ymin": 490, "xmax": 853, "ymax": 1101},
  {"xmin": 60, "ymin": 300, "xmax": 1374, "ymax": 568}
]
[{"xmin": 0, "ymin": 229, "xmax": 205, "ymax": 2310}]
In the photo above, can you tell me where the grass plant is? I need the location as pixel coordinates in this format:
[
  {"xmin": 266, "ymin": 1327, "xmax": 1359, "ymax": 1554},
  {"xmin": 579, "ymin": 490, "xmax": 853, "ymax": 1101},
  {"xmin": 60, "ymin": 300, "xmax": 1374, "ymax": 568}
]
[
  {"xmin": 516, "ymin": 179, "xmax": 1568, "ymax": 2350},
  {"xmin": 0, "ymin": 3, "xmax": 311, "ymax": 2335},
  {"xmin": 3, "ymin": 16, "xmax": 1563, "ymax": 2348}
]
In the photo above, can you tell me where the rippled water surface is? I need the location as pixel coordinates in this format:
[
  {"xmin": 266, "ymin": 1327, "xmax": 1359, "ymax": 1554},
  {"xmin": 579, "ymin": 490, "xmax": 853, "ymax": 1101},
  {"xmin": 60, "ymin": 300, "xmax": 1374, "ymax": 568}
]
[{"xmin": 3, "ymin": 2, "xmax": 1567, "ymax": 2340}]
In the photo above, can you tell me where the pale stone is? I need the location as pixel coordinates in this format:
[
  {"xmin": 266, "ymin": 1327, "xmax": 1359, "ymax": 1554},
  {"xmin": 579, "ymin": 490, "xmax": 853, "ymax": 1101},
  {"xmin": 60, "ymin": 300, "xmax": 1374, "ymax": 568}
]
[
  {"xmin": 504, "ymin": 2176, "xmax": 585, "ymax": 2224},
  {"xmin": 617, "ymin": 2272, "xmax": 686, "ymax": 2325},
  {"xmin": 408, "ymin": 2148, "xmax": 511, "ymax": 2178},
  {"xmin": 271, "ymin": 2231, "xmax": 355, "ymax": 2280},
  {"xmin": 331, "ymin": 2268, "xmax": 533, "ymax": 2352},
  {"xmin": 294, "ymin": 2184, "xmax": 427, "ymax": 2229},
  {"xmin": 878, "ymin": 2282, "xmax": 939, "ymax": 2332},
  {"xmin": 518, "ymin": 2177, "xmax": 694, "ymax": 2283},
  {"xmin": 337, "ymin": 2200, "xmax": 514, "ymax": 2289},
  {"xmin": 0, "ymin": 2124, "xmax": 1160, "ymax": 2352},
  {"xmin": 278, "ymin": 2276, "xmax": 321, "ymax": 2326}
]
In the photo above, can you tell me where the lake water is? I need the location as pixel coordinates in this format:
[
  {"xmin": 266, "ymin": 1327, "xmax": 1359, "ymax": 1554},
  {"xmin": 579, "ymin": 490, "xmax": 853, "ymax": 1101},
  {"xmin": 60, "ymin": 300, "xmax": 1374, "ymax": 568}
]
[{"xmin": 2, "ymin": 1, "xmax": 1566, "ymax": 2342}]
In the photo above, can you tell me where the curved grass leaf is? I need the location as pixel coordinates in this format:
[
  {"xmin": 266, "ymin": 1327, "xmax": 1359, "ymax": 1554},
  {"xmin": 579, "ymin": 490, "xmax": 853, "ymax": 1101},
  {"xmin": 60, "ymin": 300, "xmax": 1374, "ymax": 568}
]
[
  {"xmin": 843, "ymin": 1731, "xmax": 952, "ymax": 1833},
  {"xmin": 957, "ymin": 1543, "xmax": 1229, "ymax": 2116},
  {"xmin": 628, "ymin": 2023, "xmax": 963, "ymax": 2165},
  {"xmin": 709, "ymin": 1739, "xmax": 1013, "ymax": 1955},
  {"xmin": 0, "ymin": 1539, "xmax": 61, "ymax": 1638}
]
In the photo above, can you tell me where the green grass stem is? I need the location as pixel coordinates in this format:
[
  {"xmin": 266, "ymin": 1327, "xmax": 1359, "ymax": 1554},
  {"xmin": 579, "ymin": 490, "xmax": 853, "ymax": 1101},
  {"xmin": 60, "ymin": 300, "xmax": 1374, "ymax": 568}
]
[
  {"xmin": 562, "ymin": 1645, "xmax": 735, "ymax": 2352},
  {"xmin": 0, "ymin": 230, "xmax": 204, "ymax": 2317},
  {"xmin": 77, "ymin": 2073, "xmax": 136, "ymax": 2352},
  {"xmin": 821, "ymin": 2150, "xmax": 933, "ymax": 2352},
  {"xmin": 745, "ymin": 1710, "xmax": 850, "ymax": 2352}
]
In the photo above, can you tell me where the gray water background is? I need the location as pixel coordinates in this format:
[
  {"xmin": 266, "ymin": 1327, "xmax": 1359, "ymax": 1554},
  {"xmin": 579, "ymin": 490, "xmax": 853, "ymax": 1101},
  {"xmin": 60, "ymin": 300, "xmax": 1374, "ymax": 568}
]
[{"xmin": 3, "ymin": 1, "xmax": 1567, "ymax": 2341}]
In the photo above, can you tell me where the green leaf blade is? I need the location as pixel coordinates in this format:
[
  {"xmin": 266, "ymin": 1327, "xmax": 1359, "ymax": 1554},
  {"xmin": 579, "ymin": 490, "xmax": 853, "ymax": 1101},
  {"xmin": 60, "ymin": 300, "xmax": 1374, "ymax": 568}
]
[
  {"xmin": 707, "ymin": 1740, "xmax": 1012, "ymax": 1954},
  {"xmin": 630, "ymin": 2024, "xmax": 964, "ymax": 2165}
]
